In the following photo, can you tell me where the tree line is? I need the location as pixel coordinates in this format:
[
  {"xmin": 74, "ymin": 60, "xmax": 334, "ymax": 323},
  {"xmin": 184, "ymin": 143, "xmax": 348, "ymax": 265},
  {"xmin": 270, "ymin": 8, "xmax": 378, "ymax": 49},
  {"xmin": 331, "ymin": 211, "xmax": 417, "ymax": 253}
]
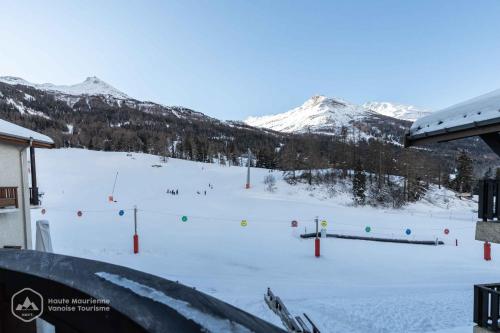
[{"xmin": 0, "ymin": 82, "xmax": 492, "ymax": 207}]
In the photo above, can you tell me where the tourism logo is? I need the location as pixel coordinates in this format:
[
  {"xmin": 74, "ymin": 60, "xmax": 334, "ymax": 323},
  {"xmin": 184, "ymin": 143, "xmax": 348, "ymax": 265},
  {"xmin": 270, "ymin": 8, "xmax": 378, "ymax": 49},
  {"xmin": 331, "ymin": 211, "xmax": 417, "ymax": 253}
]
[{"xmin": 11, "ymin": 288, "xmax": 44, "ymax": 322}]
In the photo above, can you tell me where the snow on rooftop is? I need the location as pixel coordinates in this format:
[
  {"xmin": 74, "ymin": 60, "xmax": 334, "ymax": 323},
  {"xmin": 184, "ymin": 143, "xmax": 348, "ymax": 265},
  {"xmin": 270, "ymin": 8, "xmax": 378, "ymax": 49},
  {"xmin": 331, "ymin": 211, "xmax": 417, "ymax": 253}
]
[
  {"xmin": 410, "ymin": 88, "xmax": 500, "ymax": 136},
  {"xmin": 0, "ymin": 118, "xmax": 53, "ymax": 145}
]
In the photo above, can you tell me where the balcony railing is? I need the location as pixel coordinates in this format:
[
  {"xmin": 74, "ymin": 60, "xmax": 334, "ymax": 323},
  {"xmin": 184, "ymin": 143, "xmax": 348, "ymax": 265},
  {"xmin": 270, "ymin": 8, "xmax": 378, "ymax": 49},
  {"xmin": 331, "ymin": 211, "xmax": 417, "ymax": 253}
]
[
  {"xmin": 478, "ymin": 179, "xmax": 500, "ymax": 221},
  {"xmin": 474, "ymin": 283, "xmax": 500, "ymax": 331},
  {"xmin": 0, "ymin": 249, "xmax": 286, "ymax": 333},
  {"xmin": 0, "ymin": 187, "xmax": 18, "ymax": 209}
]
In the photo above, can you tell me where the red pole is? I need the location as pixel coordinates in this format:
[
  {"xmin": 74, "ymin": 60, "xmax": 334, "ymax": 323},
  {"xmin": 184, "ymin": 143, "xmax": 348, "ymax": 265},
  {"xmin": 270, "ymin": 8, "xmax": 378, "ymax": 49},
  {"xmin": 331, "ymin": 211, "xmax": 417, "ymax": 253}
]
[
  {"xmin": 133, "ymin": 234, "xmax": 139, "ymax": 254},
  {"xmin": 484, "ymin": 242, "xmax": 491, "ymax": 261},
  {"xmin": 133, "ymin": 206, "xmax": 139, "ymax": 254},
  {"xmin": 314, "ymin": 217, "xmax": 320, "ymax": 257}
]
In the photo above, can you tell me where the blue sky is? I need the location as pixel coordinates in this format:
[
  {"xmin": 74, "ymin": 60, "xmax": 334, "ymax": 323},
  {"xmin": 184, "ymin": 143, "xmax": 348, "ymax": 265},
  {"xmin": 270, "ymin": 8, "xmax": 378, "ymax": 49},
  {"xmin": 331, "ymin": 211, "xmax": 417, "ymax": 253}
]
[{"xmin": 1, "ymin": 0, "xmax": 499, "ymax": 120}]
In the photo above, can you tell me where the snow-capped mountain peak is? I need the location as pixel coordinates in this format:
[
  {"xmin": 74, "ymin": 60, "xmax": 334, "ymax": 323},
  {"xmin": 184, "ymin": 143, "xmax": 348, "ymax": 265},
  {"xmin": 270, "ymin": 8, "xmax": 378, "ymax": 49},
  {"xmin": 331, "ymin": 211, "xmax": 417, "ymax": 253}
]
[
  {"xmin": 0, "ymin": 76, "xmax": 130, "ymax": 99},
  {"xmin": 245, "ymin": 95, "xmax": 369, "ymax": 133},
  {"xmin": 363, "ymin": 101, "xmax": 431, "ymax": 122},
  {"xmin": 0, "ymin": 76, "xmax": 33, "ymax": 87}
]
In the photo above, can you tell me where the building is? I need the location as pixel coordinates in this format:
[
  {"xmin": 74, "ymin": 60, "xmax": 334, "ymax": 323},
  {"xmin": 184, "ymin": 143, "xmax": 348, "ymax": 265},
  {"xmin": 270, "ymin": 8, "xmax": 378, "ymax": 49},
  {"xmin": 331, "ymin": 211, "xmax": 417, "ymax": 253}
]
[
  {"xmin": 405, "ymin": 88, "xmax": 500, "ymax": 332},
  {"xmin": 0, "ymin": 119, "xmax": 53, "ymax": 249}
]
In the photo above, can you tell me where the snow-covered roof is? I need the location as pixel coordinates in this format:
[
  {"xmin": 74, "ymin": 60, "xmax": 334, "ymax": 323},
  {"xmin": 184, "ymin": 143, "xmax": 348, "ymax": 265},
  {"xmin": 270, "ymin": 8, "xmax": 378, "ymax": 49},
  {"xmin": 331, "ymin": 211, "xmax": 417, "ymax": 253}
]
[
  {"xmin": 407, "ymin": 88, "xmax": 500, "ymax": 145},
  {"xmin": 0, "ymin": 118, "xmax": 54, "ymax": 147}
]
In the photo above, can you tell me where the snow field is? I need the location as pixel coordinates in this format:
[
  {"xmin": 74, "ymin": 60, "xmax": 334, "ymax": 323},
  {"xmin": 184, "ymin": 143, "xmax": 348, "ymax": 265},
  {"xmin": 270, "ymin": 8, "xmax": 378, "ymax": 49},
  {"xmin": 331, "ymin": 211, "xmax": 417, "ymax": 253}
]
[{"xmin": 31, "ymin": 149, "xmax": 500, "ymax": 332}]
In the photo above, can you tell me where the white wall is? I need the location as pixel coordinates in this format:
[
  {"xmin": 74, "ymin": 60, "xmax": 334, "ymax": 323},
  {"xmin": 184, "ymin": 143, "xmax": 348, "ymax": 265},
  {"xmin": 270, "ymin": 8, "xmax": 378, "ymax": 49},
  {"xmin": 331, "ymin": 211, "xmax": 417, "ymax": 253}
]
[{"xmin": 0, "ymin": 142, "xmax": 31, "ymax": 249}]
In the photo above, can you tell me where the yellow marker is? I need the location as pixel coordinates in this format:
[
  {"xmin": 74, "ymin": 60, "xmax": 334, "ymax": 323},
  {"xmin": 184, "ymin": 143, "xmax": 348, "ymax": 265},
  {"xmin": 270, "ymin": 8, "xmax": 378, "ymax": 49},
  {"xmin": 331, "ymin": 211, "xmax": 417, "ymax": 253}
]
[
  {"xmin": 241, "ymin": 220, "xmax": 248, "ymax": 227},
  {"xmin": 321, "ymin": 220, "xmax": 328, "ymax": 228}
]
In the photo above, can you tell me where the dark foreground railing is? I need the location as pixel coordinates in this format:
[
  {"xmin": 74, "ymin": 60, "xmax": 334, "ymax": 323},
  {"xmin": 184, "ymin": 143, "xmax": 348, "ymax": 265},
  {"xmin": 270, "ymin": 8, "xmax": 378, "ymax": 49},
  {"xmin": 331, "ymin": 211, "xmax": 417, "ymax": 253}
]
[
  {"xmin": 0, "ymin": 249, "xmax": 286, "ymax": 333},
  {"xmin": 474, "ymin": 283, "xmax": 500, "ymax": 331},
  {"xmin": 479, "ymin": 179, "xmax": 500, "ymax": 221}
]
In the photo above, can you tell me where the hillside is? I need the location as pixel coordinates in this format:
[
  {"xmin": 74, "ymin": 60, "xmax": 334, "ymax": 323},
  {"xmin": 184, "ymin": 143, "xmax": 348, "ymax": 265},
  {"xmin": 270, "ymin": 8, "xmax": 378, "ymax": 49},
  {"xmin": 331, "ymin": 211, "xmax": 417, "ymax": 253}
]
[
  {"xmin": 0, "ymin": 77, "xmax": 285, "ymax": 161},
  {"xmin": 0, "ymin": 76, "xmax": 496, "ymax": 186},
  {"xmin": 0, "ymin": 76, "xmax": 130, "ymax": 99},
  {"xmin": 0, "ymin": 77, "xmax": 424, "ymax": 149},
  {"xmin": 31, "ymin": 148, "xmax": 495, "ymax": 333}
]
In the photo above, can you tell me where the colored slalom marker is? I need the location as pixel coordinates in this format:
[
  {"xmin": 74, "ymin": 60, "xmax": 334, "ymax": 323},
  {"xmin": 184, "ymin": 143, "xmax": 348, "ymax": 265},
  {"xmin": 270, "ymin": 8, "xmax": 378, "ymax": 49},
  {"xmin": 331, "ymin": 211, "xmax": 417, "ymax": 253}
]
[
  {"xmin": 181, "ymin": 215, "xmax": 188, "ymax": 222},
  {"xmin": 119, "ymin": 210, "xmax": 125, "ymax": 216},
  {"xmin": 365, "ymin": 226, "xmax": 371, "ymax": 233}
]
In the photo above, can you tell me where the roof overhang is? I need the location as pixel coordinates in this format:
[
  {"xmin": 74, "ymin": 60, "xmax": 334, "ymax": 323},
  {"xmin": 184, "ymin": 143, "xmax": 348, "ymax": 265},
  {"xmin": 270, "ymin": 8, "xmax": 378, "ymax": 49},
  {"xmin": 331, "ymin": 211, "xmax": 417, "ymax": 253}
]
[
  {"xmin": 404, "ymin": 116, "xmax": 500, "ymax": 147},
  {"xmin": 0, "ymin": 118, "xmax": 54, "ymax": 148},
  {"xmin": 405, "ymin": 88, "xmax": 500, "ymax": 149},
  {"xmin": 0, "ymin": 133, "xmax": 54, "ymax": 148}
]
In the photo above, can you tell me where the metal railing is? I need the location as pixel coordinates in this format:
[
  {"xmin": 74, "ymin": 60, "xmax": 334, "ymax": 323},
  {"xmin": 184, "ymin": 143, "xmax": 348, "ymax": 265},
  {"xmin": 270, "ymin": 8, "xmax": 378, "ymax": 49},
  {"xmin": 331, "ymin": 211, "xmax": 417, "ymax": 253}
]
[
  {"xmin": 0, "ymin": 249, "xmax": 286, "ymax": 333},
  {"xmin": 0, "ymin": 187, "xmax": 18, "ymax": 208},
  {"xmin": 474, "ymin": 283, "xmax": 500, "ymax": 331},
  {"xmin": 479, "ymin": 179, "xmax": 500, "ymax": 221}
]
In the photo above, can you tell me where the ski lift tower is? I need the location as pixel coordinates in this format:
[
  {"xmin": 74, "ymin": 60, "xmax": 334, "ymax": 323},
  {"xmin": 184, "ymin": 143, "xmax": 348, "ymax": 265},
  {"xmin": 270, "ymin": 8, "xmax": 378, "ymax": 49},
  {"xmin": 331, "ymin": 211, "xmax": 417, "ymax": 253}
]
[
  {"xmin": 245, "ymin": 148, "xmax": 255, "ymax": 189},
  {"xmin": 404, "ymin": 88, "xmax": 500, "ymax": 332}
]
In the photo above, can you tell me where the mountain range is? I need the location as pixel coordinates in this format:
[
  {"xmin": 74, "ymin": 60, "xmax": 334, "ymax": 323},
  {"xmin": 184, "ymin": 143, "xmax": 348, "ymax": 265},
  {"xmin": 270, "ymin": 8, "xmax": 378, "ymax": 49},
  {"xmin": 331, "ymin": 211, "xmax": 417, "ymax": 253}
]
[
  {"xmin": 244, "ymin": 95, "xmax": 431, "ymax": 136},
  {"xmin": 0, "ymin": 76, "xmax": 433, "ymax": 143},
  {"xmin": 0, "ymin": 76, "xmax": 130, "ymax": 99},
  {"xmin": 0, "ymin": 76, "xmax": 431, "ymax": 124},
  {"xmin": 0, "ymin": 76, "xmax": 493, "ymax": 169}
]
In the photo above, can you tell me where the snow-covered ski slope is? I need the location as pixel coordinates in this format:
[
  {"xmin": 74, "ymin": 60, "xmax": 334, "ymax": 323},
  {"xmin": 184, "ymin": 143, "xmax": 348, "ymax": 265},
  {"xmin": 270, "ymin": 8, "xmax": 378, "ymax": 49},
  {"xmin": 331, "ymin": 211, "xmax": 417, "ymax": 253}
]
[{"xmin": 32, "ymin": 149, "xmax": 500, "ymax": 333}]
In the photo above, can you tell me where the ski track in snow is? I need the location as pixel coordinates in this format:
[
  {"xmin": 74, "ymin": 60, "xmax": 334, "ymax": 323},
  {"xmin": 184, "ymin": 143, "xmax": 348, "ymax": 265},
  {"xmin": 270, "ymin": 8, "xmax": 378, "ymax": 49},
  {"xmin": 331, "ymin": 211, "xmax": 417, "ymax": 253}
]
[{"xmin": 31, "ymin": 149, "xmax": 494, "ymax": 333}]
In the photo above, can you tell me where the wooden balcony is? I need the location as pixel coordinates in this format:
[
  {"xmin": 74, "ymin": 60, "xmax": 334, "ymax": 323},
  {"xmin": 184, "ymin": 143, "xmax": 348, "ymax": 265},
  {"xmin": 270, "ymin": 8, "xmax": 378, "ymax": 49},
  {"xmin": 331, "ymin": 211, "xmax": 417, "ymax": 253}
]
[{"xmin": 0, "ymin": 187, "xmax": 18, "ymax": 209}]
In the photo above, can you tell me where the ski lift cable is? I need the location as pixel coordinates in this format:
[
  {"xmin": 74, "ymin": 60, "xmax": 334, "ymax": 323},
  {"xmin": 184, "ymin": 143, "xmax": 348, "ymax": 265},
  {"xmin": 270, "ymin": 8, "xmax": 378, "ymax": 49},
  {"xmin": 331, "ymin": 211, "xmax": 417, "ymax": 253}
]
[
  {"xmin": 111, "ymin": 171, "xmax": 119, "ymax": 196},
  {"xmin": 39, "ymin": 205, "xmax": 474, "ymax": 232}
]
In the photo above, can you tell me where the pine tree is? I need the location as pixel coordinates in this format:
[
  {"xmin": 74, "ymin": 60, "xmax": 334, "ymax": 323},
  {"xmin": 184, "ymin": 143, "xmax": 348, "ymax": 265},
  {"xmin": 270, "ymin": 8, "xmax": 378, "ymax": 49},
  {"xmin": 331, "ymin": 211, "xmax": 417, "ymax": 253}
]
[
  {"xmin": 454, "ymin": 151, "xmax": 473, "ymax": 193},
  {"xmin": 352, "ymin": 160, "xmax": 366, "ymax": 205}
]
